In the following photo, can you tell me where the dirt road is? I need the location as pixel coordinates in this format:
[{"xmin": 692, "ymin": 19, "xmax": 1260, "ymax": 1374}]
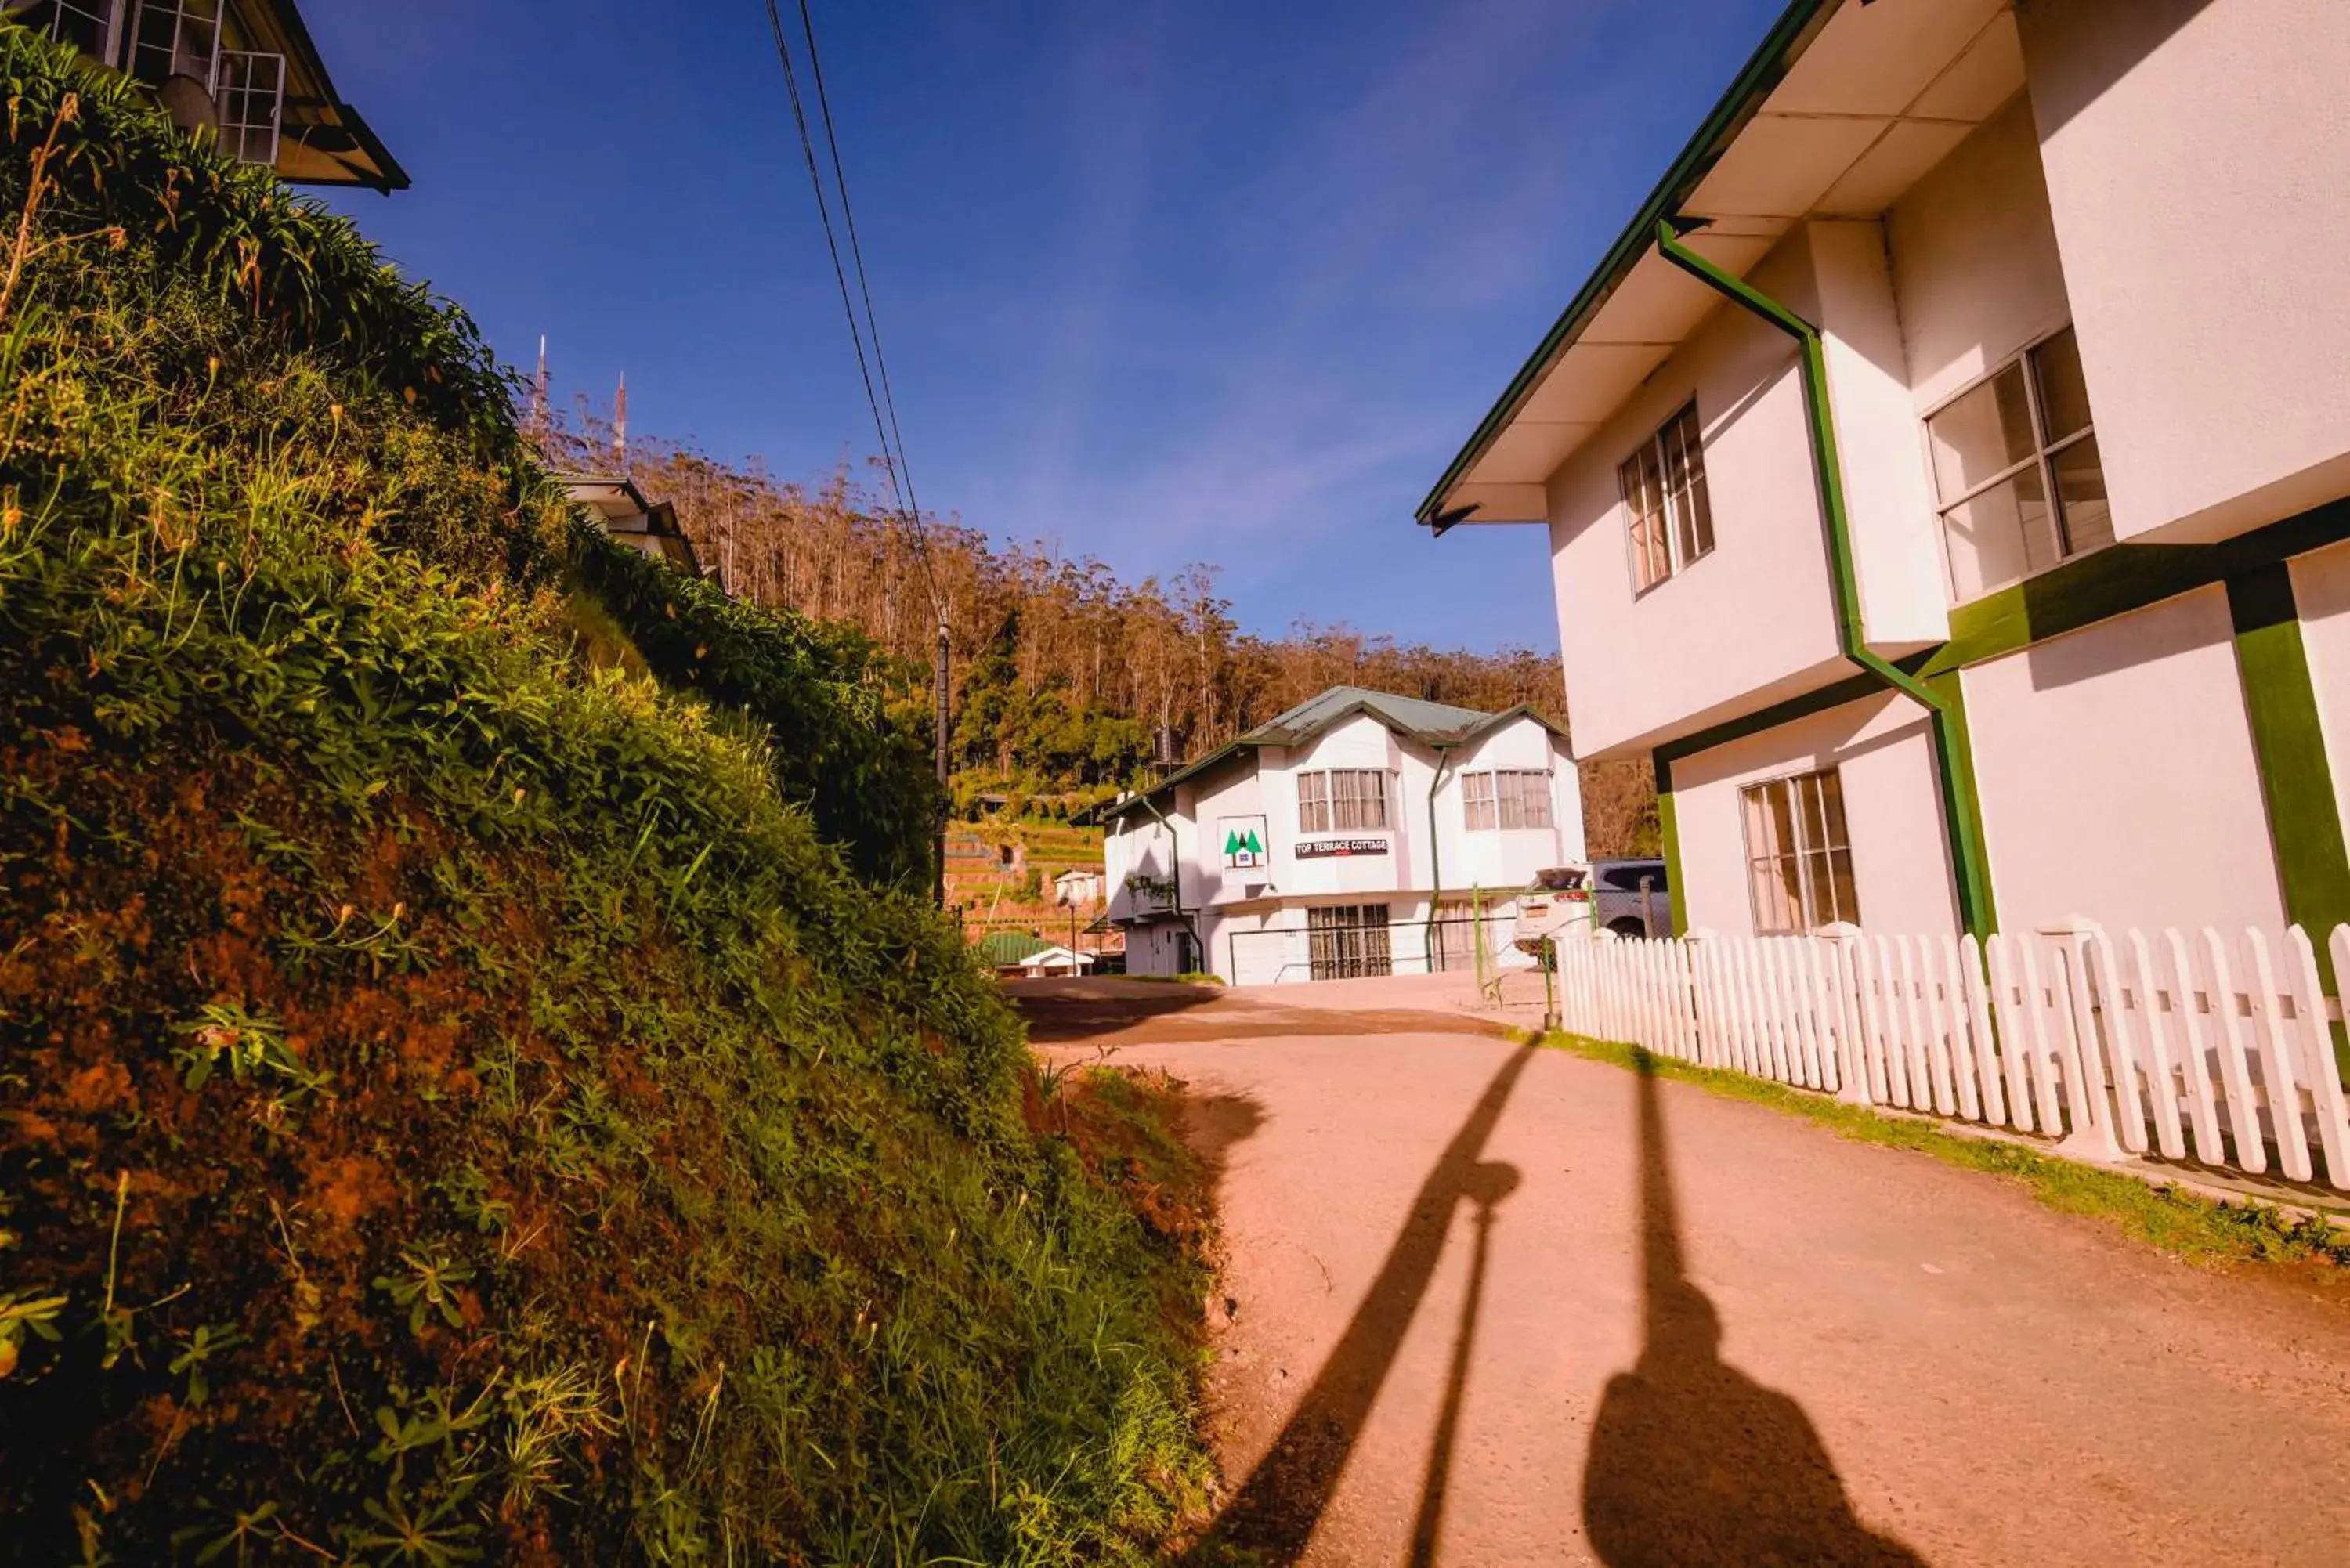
[{"xmin": 1010, "ymin": 976, "xmax": 2350, "ymax": 1566}]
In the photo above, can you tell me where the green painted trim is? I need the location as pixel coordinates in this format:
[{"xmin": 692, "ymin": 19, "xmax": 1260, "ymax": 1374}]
[
  {"xmin": 1415, "ymin": 0, "xmax": 1840, "ymax": 527},
  {"xmin": 1918, "ymin": 495, "xmax": 2350, "ymax": 679},
  {"xmin": 2228, "ymin": 568, "xmax": 2350, "ymax": 1008},
  {"xmin": 1654, "ymin": 671, "xmax": 1886, "ymax": 768},
  {"xmin": 1922, "ymin": 669, "xmax": 1997, "ymax": 935},
  {"xmin": 1654, "ymin": 221, "xmax": 1994, "ymax": 938},
  {"xmin": 1653, "ymin": 751, "xmax": 1687, "ymax": 937}
]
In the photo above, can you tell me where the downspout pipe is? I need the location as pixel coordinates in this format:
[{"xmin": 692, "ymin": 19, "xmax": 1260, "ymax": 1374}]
[
  {"xmin": 1653, "ymin": 219, "xmax": 1994, "ymax": 938},
  {"xmin": 1131, "ymin": 790, "xmax": 1207, "ymax": 974},
  {"xmin": 1425, "ymin": 744, "xmax": 1457, "ymax": 970}
]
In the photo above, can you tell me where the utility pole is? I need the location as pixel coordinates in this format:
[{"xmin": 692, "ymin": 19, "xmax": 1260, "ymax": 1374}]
[
  {"xmin": 934, "ymin": 617, "xmax": 950, "ymax": 907},
  {"xmin": 613, "ymin": 372, "xmax": 628, "ymax": 471}
]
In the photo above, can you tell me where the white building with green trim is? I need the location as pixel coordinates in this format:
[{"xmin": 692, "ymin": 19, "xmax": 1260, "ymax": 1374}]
[
  {"xmin": 1100, "ymin": 687, "xmax": 1584, "ymax": 983},
  {"xmin": 1423, "ymin": 0, "xmax": 2350, "ymax": 959}
]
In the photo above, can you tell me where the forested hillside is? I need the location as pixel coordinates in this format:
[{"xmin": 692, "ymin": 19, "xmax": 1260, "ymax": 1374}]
[{"xmin": 537, "ymin": 421, "xmax": 1661, "ymax": 852}]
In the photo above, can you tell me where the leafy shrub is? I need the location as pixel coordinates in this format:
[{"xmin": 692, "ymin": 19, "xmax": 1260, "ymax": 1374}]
[{"xmin": 574, "ymin": 530, "xmax": 938, "ymax": 890}]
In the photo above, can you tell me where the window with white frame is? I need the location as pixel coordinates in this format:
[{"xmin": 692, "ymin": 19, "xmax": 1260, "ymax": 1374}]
[
  {"xmin": 1928, "ymin": 325, "xmax": 2111, "ymax": 602},
  {"xmin": 1461, "ymin": 769, "xmax": 1553, "ymax": 831},
  {"xmin": 20, "ymin": 1, "xmax": 124, "ymax": 64},
  {"xmin": 1296, "ymin": 768, "xmax": 1390, "ymax": 834},
  {"xmin": 1619, "ymin": 400, "xmax": 1713, "ymax": 593},
  {"xmin": 1741, "ymin": 768, "xmax": 1858, "ymax": 934},
  {"xmin": 125, "ymin": 0, "xmax": 219, "ymax": 89},
  {"xmin": 212, "ymin": 47, "xmax": 284, "ymax": 167}
]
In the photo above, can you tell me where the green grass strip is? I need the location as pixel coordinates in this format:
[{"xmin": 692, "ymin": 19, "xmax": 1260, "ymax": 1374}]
[{"xmin": 1542, "ymin": 1032, "xmax": 2350, "ymax": 1274}]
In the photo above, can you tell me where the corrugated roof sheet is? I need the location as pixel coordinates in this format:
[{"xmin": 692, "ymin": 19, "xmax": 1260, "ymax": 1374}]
[
  {"xmin": 1241, "ymin": 685, "xmax": 1502, "ymax": 746},
  {"xmin": 974, "ymin": 931, "xmax": 1053, "ymax": 965}
]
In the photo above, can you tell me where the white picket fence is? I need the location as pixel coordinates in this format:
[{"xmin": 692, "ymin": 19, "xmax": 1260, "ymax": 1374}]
[{"xmin": 1551, "ymin": 922, "xmax": 2350, "ymax": 1191}]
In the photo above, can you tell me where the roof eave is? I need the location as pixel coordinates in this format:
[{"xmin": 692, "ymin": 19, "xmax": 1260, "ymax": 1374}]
[{"xmin": 1415, "ymin": 0, "xmax": 1842, "ymax": 530}]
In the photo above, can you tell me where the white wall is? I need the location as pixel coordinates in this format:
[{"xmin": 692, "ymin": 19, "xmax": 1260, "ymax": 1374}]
[
  {"xmin": 1545, "ymin": 236, "xmax": 1848, "ymax": 760},
  {"xmin": 2287, "ymin": 539, "xmax": 2350, "ymax": 854},
  {"xmin": 1444, "ymin": 718, "xmax": 1585, "ymax": 893},
  {"xmin": 1667, "ymin": 689, "xmax": 1959, "ymax": 941},
  {"xmin": 1964, "ymin": 585, "xmax": 2287, "ymax": 935},
  {"xmin": 2019, "ymin": 0, "xmax": 2350, "ymax": 544},
  {"xmin": 1809, "ymin": 219, "xmax": 1952, "ymax": 649},
  {"xmin": 1885, "ymin": 92, "xmax": 2075, "ymax": 416}
]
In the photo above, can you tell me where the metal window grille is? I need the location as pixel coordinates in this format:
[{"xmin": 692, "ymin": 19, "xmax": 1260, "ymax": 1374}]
[
  {"xmin": 212, "ymin": 48, "xmax": 283, "ymax": 167},
  {"xmin": 1928, "ymin": 325, "xmax": 2110, "ymax": 602},
  {"xmin": 125, "ymin": 0, "xmax": 219, "ymax": 88},
  {"xmin": 16, "ymin": 0, "xmax": 125, "ymax": 63},
  {"xmin": 1618, "ymin": 400, "xmax": 1714, "ymax": 593},
  {"xmin": 1307, "ymin": 904, "xmax": 1393, "ymax": 980},
  {"xmin": 1740, "ymin": 768, "xmax": 1858, "ymax": 934}
]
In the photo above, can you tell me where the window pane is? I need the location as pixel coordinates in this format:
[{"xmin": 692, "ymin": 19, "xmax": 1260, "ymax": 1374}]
[
  {"xmin": 1768, "ymin": 855, "xmax": 1804, "ymax": 935},
  {"xmin": 1942, "ymin": 467, "xmax": 2056, "ymax": 600},
  {"xmin": 1661, "ymin": 405, "xmax": 1713, "ymax": 567},
  {"xmin": 1799, "ymin": 849, "xmax": 1836, "ymax": 929},
  {"xmin": 2030, "ymin": 327, "xmax": 2094, "ymax": 443},
  {"xmin": 1813, "ymin": 766, "xmax": 1849, "ymax": 850},
  {"xmin": 1827, "ymin": 848, "xmax": 1860, "ymax": 927},
  {"xmin": 1762, "ymin": 781, "xmax": 1796, "ymax": 864},
  {"xmin": 2051, "ymin": 434, "xmax": 2112, "ymax": 556},
  {"xmin": 1521, "ymin": 773, "xmax": 1552, "ymax": 828},
  {"xmin": 1927, "ymin": 363, "xmax": 2036, "ymax": 500},
  {"xmin": 1622, "ymin": 442, "xmax": 1668, "ymax": 591}
]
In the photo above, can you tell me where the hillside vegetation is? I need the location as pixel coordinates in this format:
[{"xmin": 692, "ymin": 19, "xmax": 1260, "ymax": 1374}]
[
  {"xmin": 535, "ymin": 419, "xmax": 1662, "ymax": 856},
  {"xmin": 0, "ymin": 29, "xmax": 1209, "ymax": 1563}
]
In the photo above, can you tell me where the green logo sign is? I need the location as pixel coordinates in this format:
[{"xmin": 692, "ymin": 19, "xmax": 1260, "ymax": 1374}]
[{"xmin": 1221, "ymin": 816, "xmax": 1268, "ymax": 871}]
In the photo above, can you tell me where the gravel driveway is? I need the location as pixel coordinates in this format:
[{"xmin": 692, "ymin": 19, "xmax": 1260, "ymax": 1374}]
[{"xmin": 1010, "ymin": 977, "xmax": 2350, "ymax": 1566}]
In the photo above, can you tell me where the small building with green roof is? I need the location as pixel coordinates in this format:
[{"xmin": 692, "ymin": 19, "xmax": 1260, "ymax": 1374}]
[{"xmin": 1098, "ymin": 685, "xmax": 1584, "ymax": 984}]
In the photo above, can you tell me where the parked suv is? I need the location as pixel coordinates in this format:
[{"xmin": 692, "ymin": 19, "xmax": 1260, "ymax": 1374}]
[{"xmin": 1592, "ymin": 858, "xmax": 1672, "ymax": 938}]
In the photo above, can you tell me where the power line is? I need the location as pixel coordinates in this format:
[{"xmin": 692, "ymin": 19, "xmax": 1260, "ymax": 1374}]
[
  {"xmin": 759, "ymin": 0, "xmax": 944, "ymax": 627},
  {"xmin": 760, "ymin": 0, "xmax": 953, "ymax": 905},
  {"xmin": 797, "ymin": 0, "xmax": 931, "ymax": 585}
]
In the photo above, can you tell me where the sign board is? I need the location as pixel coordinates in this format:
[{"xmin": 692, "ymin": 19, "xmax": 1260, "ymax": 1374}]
[
  {"xmin": 1220, "ymin": 815, "xmax": 1269, "ymax": 870},
  {"xmin": 1296, "ymin": 837, "xmax": 1389, "ymax": 859}
]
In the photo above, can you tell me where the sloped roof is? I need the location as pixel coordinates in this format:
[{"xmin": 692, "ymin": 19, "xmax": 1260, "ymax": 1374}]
[
  {"xmin": 1244, "ymin": 686, "xmax": 1503, "ymax": 746},
  {"xmin": 1097, "ymin": 685, "xmax": 1567, "ymax": 824},
  {"xmin": 974, "ymin": 930, "xmax": 1053, "ymax": 966}
]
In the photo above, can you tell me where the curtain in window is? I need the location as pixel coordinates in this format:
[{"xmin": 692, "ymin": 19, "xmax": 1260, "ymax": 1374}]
[
  {"xmin": 1298, "ymin": 772, "xmax": 1330, "ymax": 834},
  {"xmin": 1739, "ymin": 769, "xmax": 1857, "ymax": 933}
]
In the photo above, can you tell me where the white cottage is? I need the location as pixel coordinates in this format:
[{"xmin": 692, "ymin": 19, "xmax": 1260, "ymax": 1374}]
[{"xmin": 1100, "ymin": 687, "xmax": 1585, "ymax": 984}]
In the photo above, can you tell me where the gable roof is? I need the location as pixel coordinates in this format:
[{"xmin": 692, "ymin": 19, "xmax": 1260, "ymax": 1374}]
[{"xmin": 1097, "ymin": 685, "xmax": 1567, "ymax": 825}]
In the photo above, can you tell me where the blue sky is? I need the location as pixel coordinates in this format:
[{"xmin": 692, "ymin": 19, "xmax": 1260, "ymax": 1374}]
[{"xmin": 308, "ymin": 0, "xmax": 1784, "ymax": 651}]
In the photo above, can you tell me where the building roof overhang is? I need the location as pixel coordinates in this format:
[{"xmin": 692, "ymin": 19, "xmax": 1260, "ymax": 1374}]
[
  {"xmin": 1419, "ymin": 0, "xmax": 2025, "ymax": 533},
  {"xmin": 234, "ymin": 0, "xmax": 410, "ymax": 191}
]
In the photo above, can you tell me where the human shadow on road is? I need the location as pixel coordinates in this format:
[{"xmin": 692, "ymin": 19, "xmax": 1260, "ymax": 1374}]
[
  {"xmin": 1405, "ymin": 1157, "xmax": 1519, "ymax": 1567},
  {"xmin": 1188, "ymin": 1043, "xmax": 1534, "ymax": 1563},
  {"xmin": 1582, "ymin": 1052, "xmax": 1924, "ymax": 1567}
]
